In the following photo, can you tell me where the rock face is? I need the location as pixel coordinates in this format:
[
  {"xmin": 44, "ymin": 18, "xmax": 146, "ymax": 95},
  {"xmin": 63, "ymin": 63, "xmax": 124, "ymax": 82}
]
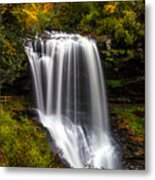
[
  {"xmin": 110, "ymin": 104, "xmax": 145, "ymax": 170},
  {"xmin": 1, "ymin": 69, "xmax": 33, "ymax": 96}
]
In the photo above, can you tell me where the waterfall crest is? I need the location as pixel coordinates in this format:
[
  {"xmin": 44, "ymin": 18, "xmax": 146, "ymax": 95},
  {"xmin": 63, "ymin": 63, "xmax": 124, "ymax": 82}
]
[{"xmin": 25, "ymin": 31, "xmax": 120, "ymax": 169}]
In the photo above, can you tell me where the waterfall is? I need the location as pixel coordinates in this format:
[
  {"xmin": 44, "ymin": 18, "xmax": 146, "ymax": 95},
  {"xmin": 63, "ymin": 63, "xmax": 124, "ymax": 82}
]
[{"xmin": 25, "ymin": 31, "xmax": 120, "ymax": 169}]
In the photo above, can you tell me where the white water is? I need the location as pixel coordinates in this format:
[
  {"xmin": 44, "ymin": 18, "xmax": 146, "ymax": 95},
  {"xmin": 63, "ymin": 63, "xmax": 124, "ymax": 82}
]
[{"xmin": 25, "ymin": 31, "xmax": 120, "ymax": 169}]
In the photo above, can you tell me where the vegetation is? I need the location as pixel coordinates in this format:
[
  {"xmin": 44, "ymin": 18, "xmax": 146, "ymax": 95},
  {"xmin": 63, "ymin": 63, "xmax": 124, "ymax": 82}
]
[
  {"xmin": 0, "ymin": 2, "xmax": 144, "ymax": 103},
  {"xmin": 110, "ymin": 104, "xmax": 144, "ymax": 169},
  {"xmin": 0, "ymin": 98, "xmax": 67, "ymax": 167},
  {"xmin": 114, "ymin": 106, "xmax": 144, "ymax": 136},
  {"xmin": 0, "ymin": 1, "xmax": 145, "ymax": 168}
]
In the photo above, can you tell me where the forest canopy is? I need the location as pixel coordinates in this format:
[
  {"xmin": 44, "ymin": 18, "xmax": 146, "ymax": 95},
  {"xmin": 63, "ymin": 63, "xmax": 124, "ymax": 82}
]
[{"xmin": 0, "ymin": 1, "xmax": 144, "ymax": 102}]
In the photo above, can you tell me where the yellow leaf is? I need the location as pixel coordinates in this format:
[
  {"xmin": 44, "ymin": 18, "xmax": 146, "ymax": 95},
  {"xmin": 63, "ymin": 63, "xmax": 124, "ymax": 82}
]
[{"xmin": 105, "ymin": 2, "xmax": 118, "ymax": 14}]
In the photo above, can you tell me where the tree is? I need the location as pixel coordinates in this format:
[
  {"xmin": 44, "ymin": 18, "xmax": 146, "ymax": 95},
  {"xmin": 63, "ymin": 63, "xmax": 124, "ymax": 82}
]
[{"xmin": 0, "ymin": 1, "xmax": 145, "ymax": 102}]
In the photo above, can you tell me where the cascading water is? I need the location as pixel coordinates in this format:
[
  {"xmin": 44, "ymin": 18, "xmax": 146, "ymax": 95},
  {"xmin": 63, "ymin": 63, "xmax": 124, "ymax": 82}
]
[{"xmin": 25, "ymin": 31, "xmax": 120, "ymax": 169}]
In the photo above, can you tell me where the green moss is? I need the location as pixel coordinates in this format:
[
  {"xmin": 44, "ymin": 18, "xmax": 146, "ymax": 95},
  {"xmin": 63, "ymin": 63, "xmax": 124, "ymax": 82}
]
[
  {"xmin": 0, "ymin": 104, "xmax": 51, "ymax": 167},
  {"xmin": 0, "ymin": 98, "xmax": 67, "ymax": 168},
  {"xmin": 114, "ymin": 106, "xmax": 144, "ymax": 136},
  {"xmin": 106, "ymin": 79, "xmax": 124, "ymax": 88}
]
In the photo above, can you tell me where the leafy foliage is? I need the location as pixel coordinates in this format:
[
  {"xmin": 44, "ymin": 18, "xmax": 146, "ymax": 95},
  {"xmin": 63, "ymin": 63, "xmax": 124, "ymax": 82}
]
[
  {"xmin": 0, "ymin": 98, "xmax": 67, "ymax": 167},
  {"xmin": 0, "ymin": 4, "xmax": 27, "ymax": 89},
  {"xmin": 12, "ymin": 3, "xmax": 54, "ymax": 33},
  {"xmin": 0, "ymin": 2, "xmax": 145, "ymax": 167},
  {"xmin": 0, "ymin": 1, "xmax": 144, "ymax": 102}
]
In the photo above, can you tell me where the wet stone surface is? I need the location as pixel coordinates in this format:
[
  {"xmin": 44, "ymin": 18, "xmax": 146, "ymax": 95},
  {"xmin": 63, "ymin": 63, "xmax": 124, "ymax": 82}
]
[{"xmin": 110, "ymin": 105, "xmax": 145, "ymax": 170}]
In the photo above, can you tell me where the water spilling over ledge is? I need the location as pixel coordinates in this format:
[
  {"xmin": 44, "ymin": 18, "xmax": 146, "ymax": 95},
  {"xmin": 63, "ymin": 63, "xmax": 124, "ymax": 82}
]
[{"xmin": 25, "ymin": 31, "xmax": 120, "ymax": 169}]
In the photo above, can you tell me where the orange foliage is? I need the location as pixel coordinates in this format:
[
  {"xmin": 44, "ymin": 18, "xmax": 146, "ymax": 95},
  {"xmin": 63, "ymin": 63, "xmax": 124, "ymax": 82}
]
[
  {"xmin": 43, "ymin": 3, "xmax": 54, "ymax": 14},
  {"xmin": 21, "ymin": 3, "xmax": 54, "ymax": 29},
  {"xmin": 105, "ymin": 2, "xmax": 118, "ymax": 14}
]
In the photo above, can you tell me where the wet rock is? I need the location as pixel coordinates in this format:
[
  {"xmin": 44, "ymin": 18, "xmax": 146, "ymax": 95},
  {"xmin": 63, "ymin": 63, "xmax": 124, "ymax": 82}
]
[{"xmin": 110, "ymin": 104, "xmax": 145, "ymax": 170}]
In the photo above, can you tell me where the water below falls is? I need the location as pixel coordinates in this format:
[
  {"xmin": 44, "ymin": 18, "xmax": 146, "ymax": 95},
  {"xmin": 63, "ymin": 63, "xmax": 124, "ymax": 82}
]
[{"xmin": 25, "ymin": 31, "xmax": 120, "ymax": 169}]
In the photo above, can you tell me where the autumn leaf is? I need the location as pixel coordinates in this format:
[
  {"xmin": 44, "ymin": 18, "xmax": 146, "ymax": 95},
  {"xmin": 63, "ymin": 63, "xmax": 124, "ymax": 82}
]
[
  {"xmin": 105, "ymin": 2, "xmax": 118, "ymax": 14},
  {"xmin": 43, "ymin": 3, "xmax": 54, "ymax": 14}
]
